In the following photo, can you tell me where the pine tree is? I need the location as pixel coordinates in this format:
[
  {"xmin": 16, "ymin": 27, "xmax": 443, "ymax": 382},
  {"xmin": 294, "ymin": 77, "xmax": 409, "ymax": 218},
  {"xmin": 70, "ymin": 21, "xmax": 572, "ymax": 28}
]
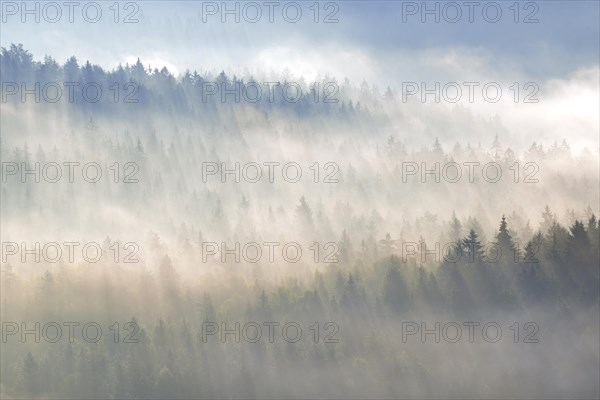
[
  {"xmin": 136, "ymin": 138, "xmax": 144, "ymax": 153},
  {"xmin": 433, "ymin": 137, "xmax": 443, "ymax": 156},
  {"xmin": 491, "ymin": 133, "xmax": 502, "ymax": 158},
  {"xmin": 20, "ymin": 352, "xmax": 39, "ymax": 397},
  {"xmin": 379, "ymin": 233, "xmax": 395, "ymax": 256},
  {"xmin": 338, "ymin": 229, "xmax": 353, "ymax": 265},
  {"xmin": 540, "ymin": 206, "xmax": 555, "ymax": 234},
  {"xmin": 496, "ymin": 215, "xmax": 516, "ymax": 263},
  {"xmin": 383, "ymin": 260, "xmax": 410, "ymax": 313},
  {"xmin": 295, "ymin": 196, "xmax": 313, "ymax": 227},
  {"xmin": 341, "ymin": 273, "xmax": 361, "ymax": 311},
  {"xmin": 462, "ymin": 229, "xmax": 483, "ymax": 263},
  {"xmin": 449, "ymin": 211, "xmax": 462, "ymax": 242},
  {"xmin": 587, "ymin": 215, "xmax": 599, "ymax": 245},
  {"xmin": 523, "ymin": 240, "xmax": 539, "ymax": 263},
  {"xmin": 568, "ymin": 220, "xmax": 590, "ymax": 262}
]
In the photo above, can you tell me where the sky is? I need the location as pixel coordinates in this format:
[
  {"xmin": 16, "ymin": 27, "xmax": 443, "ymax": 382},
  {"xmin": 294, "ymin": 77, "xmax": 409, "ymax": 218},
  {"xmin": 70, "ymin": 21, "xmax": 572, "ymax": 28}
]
[{"xmin": 2, "ymin": 1, "xmax": 598, "ymax": 80}]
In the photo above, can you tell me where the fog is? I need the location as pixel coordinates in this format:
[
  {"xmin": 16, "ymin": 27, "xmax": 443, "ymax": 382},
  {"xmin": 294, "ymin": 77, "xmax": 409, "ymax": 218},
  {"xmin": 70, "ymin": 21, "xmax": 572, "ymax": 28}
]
[{"xmin": 1, "ymin": 4, "xmax": 599, "ymax": 399}]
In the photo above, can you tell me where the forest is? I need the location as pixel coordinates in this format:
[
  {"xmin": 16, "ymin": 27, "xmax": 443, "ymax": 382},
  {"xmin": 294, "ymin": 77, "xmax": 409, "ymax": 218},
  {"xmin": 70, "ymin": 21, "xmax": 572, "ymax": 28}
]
[{"xmin": 1, "ymin": 44, "xmax": 599, "ymax": 399}]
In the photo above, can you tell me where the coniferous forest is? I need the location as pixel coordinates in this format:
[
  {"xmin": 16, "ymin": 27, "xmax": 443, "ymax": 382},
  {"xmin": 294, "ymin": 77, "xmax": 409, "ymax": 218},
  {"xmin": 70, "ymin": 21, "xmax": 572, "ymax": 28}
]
[{"xmin": 1, "ymin": 4, "xmax": 599, "ymax": 398}]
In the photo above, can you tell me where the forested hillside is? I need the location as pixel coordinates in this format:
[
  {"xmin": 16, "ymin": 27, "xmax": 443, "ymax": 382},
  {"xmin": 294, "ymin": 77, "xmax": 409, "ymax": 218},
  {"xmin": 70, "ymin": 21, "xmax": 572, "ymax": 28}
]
[{"xmin": 1, "ymin": 44, "xmax": 599, "ymax": 399}]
